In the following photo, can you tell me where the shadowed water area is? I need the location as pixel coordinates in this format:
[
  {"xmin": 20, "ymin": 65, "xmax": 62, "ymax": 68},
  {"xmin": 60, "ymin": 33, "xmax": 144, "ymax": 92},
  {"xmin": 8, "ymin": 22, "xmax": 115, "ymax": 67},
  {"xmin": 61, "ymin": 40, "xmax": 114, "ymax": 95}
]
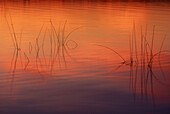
[{"xmin": 0, "ymin": 0, "xmax": 170, "ymax": 113}]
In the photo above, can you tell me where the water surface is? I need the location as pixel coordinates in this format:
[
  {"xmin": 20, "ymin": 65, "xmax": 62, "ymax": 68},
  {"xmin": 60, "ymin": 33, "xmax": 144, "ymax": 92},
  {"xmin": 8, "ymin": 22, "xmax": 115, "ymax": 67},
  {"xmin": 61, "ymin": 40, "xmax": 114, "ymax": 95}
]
[{"xmin": 0, "ymin": 0, "xmax": 170, "ymax": 113}]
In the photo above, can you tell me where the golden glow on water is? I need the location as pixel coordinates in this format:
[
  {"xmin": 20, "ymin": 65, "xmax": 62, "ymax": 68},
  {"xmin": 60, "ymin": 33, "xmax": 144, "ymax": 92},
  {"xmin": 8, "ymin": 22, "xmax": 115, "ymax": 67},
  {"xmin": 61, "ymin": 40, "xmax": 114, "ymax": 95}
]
[{"xmin": 0, "ymin": 0, "xmax": 170, "ymax": 113}]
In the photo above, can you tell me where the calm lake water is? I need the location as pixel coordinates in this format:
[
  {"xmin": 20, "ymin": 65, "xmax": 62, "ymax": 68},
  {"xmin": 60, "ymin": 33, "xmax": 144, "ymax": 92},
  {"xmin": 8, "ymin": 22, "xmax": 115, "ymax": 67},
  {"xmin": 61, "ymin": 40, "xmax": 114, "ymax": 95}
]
[{"xmin": 0, "ymin": 0, "xmax": 170, "ymax": 114}]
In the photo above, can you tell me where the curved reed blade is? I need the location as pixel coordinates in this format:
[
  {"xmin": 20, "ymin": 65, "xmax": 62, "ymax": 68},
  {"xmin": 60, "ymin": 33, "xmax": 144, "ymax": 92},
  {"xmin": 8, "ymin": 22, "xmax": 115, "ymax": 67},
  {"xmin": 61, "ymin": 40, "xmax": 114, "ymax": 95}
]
[{"xmin": 96, "ymin": 44, "xmax": 126, "ymax": 63}]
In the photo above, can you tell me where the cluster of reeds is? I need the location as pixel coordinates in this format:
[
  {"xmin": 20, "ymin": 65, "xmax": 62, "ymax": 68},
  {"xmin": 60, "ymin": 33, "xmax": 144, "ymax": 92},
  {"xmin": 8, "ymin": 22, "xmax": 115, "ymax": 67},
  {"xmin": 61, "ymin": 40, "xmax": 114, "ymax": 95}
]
[
  {"xmin": 6, "ymin": 16, "xmax": 30, "ymax": 94},
  {"xmin": 33, "ymin": 20, "xmax": 80, "ymax": 75},
  {"xmin": 6, "ymin": 16, "xmax": 29, "ymax": 75},
  {"xmin": 128, "ymin": 23, "xmax": 170, "ymax": 105},
  {"xmin": 97, "ymin": 23, "xmax": 169, "ymax": 105},
  {"xmin": 7, "ymin": 18, "xmax": 80, "ymax": 76}
]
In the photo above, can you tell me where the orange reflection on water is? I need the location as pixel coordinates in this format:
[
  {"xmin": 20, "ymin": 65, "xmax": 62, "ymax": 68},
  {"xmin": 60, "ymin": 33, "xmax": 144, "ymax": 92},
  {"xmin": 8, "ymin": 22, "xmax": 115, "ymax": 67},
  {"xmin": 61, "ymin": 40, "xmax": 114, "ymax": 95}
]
[{"xmin": 0, "ymin": 1, "xmax": 170, "ymax": 112}]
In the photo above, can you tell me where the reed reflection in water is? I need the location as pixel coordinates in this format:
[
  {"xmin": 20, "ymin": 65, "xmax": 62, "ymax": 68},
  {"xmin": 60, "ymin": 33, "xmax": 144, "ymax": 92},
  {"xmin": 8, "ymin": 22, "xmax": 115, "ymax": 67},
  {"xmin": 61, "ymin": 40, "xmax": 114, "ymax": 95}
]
[
  {"xmin": 97, "ymin": 24, "xmax": 170, "ymax": 106},
  {"xmin": 8, "ymin": 19, "xmax": 80, "ymax": 76},
  {"xmin": 0, "ymin": 0, "xmax": 170, "ymax": 114}
]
